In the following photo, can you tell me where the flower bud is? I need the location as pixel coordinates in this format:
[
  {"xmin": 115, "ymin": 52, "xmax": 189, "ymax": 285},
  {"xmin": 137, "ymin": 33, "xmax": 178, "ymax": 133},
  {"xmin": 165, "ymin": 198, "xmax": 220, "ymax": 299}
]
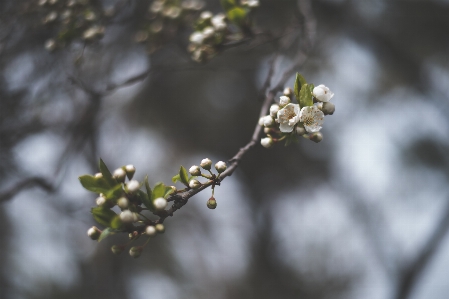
[
  {"xmin": 113, "ymin": 168, "xmax": 126, "ymax": 183},
  {"xmin": 189, "ymin": 32, "xmax": 204, "ymax": 45},
  {"xmin": 125, "ymin": 164, "xmax": 136, "ymax": 180},
  {"xmin": 94, "ymin": 172, "xmax": 103, "ymax": 178},
  {"xmin": 321, "ymin": 102, "xmax": 335, "ymax": 115},
  {"xmin": 263, "ymin": 115, "xmax": 274, "ymax": 127},
  {"xmin": 154, "ymin": 197, "xmax": 167, "ymax": 210},
  {"xmin": 44, "ymin": 39, "xmax": 56, "ymax": 52},
  {"xmin": 215, "ymin": 161, "xmax": 227, "ymax": 173},
  {"xmin": 96, "ymin": 196, "xmax": 106, "ymax": 206},
  {"xmin": 189, "ymin": 179, "xmax": 201, "ymax": 189},
  {"xmin": 202, "ymin": 27, "xmax": 215, "ymax": 39},
  {"xmin": 283, "ymin": 87, "xmax": 293, "ymax": 97},
  {"xmin": 200, "ymin": 158, "xmax": 212, "ymax": 170},
  {"xmin": 200, "ymin": 11, "xmax": 213, "ymax": 20},
  {"xmin": 270, "ymin": 104, "xmax": 280, "ymax": 117},
  {"xmin": 207, "ymin": 197, "xmax": 217, "ymax": 209},
  {"xmin": 261, "ymin": 137, "xmax": 273, "ymax": 148},
  {"xmin": 117, "ymin": 197, "xmax": 129, "ymax": 209},
  {"xmin": 127, "ymin": 180, "xmax": 140, "ymax": 193},
  {"xmin": 309, "ymin": 132, "xmax": 323, "ymax": 143},
  {"xmin": 111, "ymin": 245, "xmax": 125, "ymax": 255},
  {"xmin": 258, "ymin": 117, "xmax": 265, "ymax": 126},
  {"xmin": 129, "ymin": 246, "xmax": 143, "ymax": 258},
  {"xmin": 120, "ymin": 210, "xmax": 134, "ymax": 223},
  {"xmin": 155, "ymin": 223, "xmax": 165, "ymax": 233},
  {"xmin": 145, "ymin": 226, "xmax": 157, "ymax": 236},
  {"xmin": 279, "ymin": 96, "xmax": 290, "ymax": 106},
  {"xmin": 87, "ymin": 226, "xmax": 101, "ymax": 240},
  {"xmin": 263, "ymin": 127, "xmax": 271, "ymax": 134},
  {"xmin": 189, "ymin": 165, "xmax": 201, "ymax": 176},
  {"xmin": 312, "ymin": 84, "xmax": 334, "ymax": 102}
]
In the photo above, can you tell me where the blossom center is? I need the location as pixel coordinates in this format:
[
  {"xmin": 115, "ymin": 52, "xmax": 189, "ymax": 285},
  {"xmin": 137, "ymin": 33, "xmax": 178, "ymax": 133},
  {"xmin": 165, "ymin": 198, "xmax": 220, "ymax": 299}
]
[
  {"xmin": 284, "ymin": 108, "xmax": 296, "ymax": 120},
  {"xmin": 302, "ymin": 114, "xmax": 314, "ymax": 126}
]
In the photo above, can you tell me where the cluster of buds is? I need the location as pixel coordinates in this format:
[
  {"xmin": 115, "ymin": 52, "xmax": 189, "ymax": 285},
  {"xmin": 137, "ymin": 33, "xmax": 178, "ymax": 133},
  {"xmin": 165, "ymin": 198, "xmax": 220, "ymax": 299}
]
[
  {"xmin": 186, "ymin": 158, "xmax": 226, "ymax": 209},
  {"xmin": 34, "ymin": 0, "xmax": 108, "ymax": 51},
  {"xmin": 259, "ymin": 73, "xmax": 335, "ymax": 147},
  {"xmin": 135, "ymin": 0, "xmax": 205, "ymax": 54}
]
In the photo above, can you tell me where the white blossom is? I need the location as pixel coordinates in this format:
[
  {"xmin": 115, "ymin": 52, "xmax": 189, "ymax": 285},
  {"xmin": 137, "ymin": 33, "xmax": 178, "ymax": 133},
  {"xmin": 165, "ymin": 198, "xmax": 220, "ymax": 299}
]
[
  {"xmin": 202, "ymin": 27, "xmax": 215, "ymax": 39},
  {"xmin": 279, "ymin": 96, "xmax": 290, "ymax": 106},
  {"xmin": 127, "ymin": 180, "xmax": 140, "ymax": 192},
  {"xmin": 263, "ymin": 115, "xmax": 275, "ymax": 127},
  {"xmin": 277, "ymin": 103, "xmax": 300, "ymax": 133},
  {"xmin": 299, "ymin": 105, "xmax": 325, "ymax": 133},
  {"xmin": 189, "ymin": 32, "xmax": 204, "ymax": 45},
  {"xmin": 261, "ymin": 137, "xmax": 273, "ymax": 148},
  {"xmin": 312, "ymin": 84, "xmax": 334, "ymax": 102},
  {"xmin": 211, "ymin": 14, "xmax": 226, "ymax": 31},
  {"xmin": 200, "ymin": 11, "xmax": 213, "ymax": 20},
  {"xmin": 154, "ymin": 197, "xmax": 168, "ymax": 210},
  {"xmin": 269, "ymin": 104, "xmax": 280, "ymax": 117}
]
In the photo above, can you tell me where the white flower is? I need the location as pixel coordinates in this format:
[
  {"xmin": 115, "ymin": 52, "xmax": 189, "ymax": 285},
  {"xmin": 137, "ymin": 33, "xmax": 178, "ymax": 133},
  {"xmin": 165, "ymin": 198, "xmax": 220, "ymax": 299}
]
[
  {"xmin": 200, "ymin": 11, "xmax": 213, "ymax": 20},
  {"xmin": 269, "ymin": 104, "xmax": 280, "ymax": 117},
  {"xmin": 211, "ymin": 14, "xmax": 226, "ymax": 30},
  {"xmin": 189, "ymin": 165, "xmax": 201, "ymax": 176},
  {"xmin": 242, "ymin": 0, "xmax": 259, "ymax": 7},
  {"xmin": 202, "ymin": 27, "xmax": 215, "ymax": 39},
  {"xmin": 279, "ymin": 96, "xmax": 290, "ymax": 106},
  {"xmin": 154, "ymin": 197, "xmax": 168, "ymax": 210},
  {"xmin": 189, "ymin": 32, "xmax": 204, "ymax": 45},
  {"xmin": 276, "ymin": 103, "xmax": 300, "ymax": 133},
  {"xmin": 215, "ymin": 161, "xmax": 227, "ymax": 173},
  {"xmin": 263, "ymin": 115, "xmax": 275, "ymax": 127},
  {"xmin": 261, "ymin": 137, "xmax": 273, "ymax": 148},
  {"xmin": 299, "ymin": 105, "xmax": 324, "ymax": 133},
  {"xmin": 127, "ymin": 180, "xmax": 140, "ymax": 192},
  {"xmin": 312, "ymin": 84, "xmax": 334, "ymax": 102}
]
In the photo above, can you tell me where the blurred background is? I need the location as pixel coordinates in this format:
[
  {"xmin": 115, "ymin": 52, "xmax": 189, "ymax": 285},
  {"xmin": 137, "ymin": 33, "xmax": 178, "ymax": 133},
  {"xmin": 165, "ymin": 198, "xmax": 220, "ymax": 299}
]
[{"xmin": 1, "ymin": 0, "xmax": 449, "ymax": 298}]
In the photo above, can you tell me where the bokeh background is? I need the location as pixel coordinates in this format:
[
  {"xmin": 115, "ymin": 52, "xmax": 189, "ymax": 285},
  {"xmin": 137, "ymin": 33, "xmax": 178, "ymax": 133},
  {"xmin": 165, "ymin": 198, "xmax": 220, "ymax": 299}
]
[{"xmin": 1, "ymin": 0, "xmax": 449, "ymax": 298}]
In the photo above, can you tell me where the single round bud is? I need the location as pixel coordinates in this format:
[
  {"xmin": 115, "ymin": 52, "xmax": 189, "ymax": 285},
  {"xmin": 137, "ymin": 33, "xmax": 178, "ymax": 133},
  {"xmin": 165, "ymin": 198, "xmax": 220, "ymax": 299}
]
[
  {"xmin": 96, "ymin": 196, "xmax": 106, "ymax": 206},
  {"xmin": 125, "ymin": 164, "xmax": 136, "ymax": 180},
  {"xmin": 200, "ymin": 158, "xmax": 212, "ymax": 170},
  {"xmin": 189, "ymin": 179, "xmax": 201, "ymax": 189},
  {"xmin": 215, "ymin": 161, "xmax": 227, "ymax": 173},
  {"xmin": 189, "ymin": 165, "xmax": 201, "ymax": 176},
  {"xmin": 189, "ymin": 32, "xmax": 204, "ymax": 45},
  {"xmin": 129, "ymin": 246, "xmax": 143, "ymax": 258},
  {"xmin": 296, "ymin": 125, "xmax": 306, "ymax": 136},
  {"xmin": 145, "ymin": 225, "xmax": 157, "ymax": 236},
  {"xmin": 200, "ymin": 11, "xmax": 213, "ymax": 20},
  {"xmin": 321, "ymin": 102, "xmax": 335, "ymax": 115},
  {"xmin": 263, "ymin": 127, "xmax": 271, "ymax": 134},
  {"xmin": 44, "ymin": 39, "xmax": 56, "ymax": 52},
  {"xmin": 261, "ymin": 137, "xmax": 273, "ymax": 148},
  {"xmin": 263, "ymin": 115, "xmax": 274, "ymax": 127},
  {"xmin": 155, "ymin": 223, "xmax": 165, "ymax": 233},
  {"xmin": 202, "ymin": 27, "xmax": 215, "ymax": 39},
  {"xmin": 120, "ymin": 210, "xmax": 134, "ymax": 223},
  {"xmin": 94, "ymin": 172, "xmax": 103, "ymax": 178},
  {"xmin": 258, "ymin": 117, "xmax": 265, "ymax": 126},
  {"xmin": 270, "ymin": 104, "xmax": 280, "ymax": 117},
  {"xmin": 117, "ymin": 197, "xmax": 129, "ymax": 209},
  {"xmin": 113, "ymin": 168, "xmax": 126, "ymax": 183},
  {"xmin": 283, "ymin": 87, "xmax": 293, "ymax": 97},
  {"xmin": 309, "ymin": 132, "xmax": 323, "ymax": 143},
  {"xmin": 207, "ymin": 197, "xmax": 217, "ymax": 209},
  {"xmin": 154, "ymin": 197, "xmax": 167, "ymax": 210},
  {"xmin": 111, "ymin": 245, "xmax": 125, "ymax": 255},
  {"xmin": 279, "ymin": 96, "xmax": 290, "ymax": 106},
  {"xmin": 127, "ymin": 180, "xmax": 140, "ymax": 193},
  {"xmin": 87, "ymin": 226, "xmax": 101, "ymax": 240}
]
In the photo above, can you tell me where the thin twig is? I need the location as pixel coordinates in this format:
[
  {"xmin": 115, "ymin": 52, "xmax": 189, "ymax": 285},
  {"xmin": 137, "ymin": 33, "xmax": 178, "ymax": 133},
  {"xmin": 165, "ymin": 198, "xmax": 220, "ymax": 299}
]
[{"xmin": 0, "ymin": 177, "xmax": 54, "ymax": 203}]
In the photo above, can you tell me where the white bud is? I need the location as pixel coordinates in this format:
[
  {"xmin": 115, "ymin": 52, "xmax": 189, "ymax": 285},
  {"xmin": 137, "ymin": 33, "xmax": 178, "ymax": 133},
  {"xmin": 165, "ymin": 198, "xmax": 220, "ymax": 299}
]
[
  {"xmin": 113, "ymin": 168, "xmax": 126, "ymax": 182},
  {"xmin": 312, "ymin": 84, "xmax": 334, "ymax": 102},
  {"xmin": 117, "ymin": 197, "xmax": 129, "ymax": 209},
  {"xmin": 120, "ymin": 210, "xmax": 134, "ymax": 223},
  {"xmin": 202, "ymin": 27, "xmax": 215, "ymax": 39},
  {"xmin": 127, "ymin": 180, "xmax": 140, "ymax": 193},
  {"xmin": 154, "ymin": 197, "xmax": 167, "ymax": 210},
  {"xmin": 189, "ymin": 32, "xmax": 204, "ymax": 45},
  {"xmin": 200, "ymin": 158, "xmax": 212, "ymax": 170},
  {"xmin": 263, "ymin": 115, "xmax": 274, "ymax": 127},
  {"xmin": 258, "ymin": 116, "xmax": 265, "ymax": 126},
  {"xmin": 279, "ymin": 96, "xmax": 290, "ymax": 106},
  {"xmin": 215, "ymin": 161, "xmax": 227, "ymax": 173},
  {"xmin": 129, "ymin": 246, "xmax": 143, "ymax": 258},
  {"xmin": 200, "ymin": 11, "xmax": 213, "ymax": 20},
  {"xmin": 94, "ymin": 172, "xmax": 103, "ymax": 178},
  {"xmin": 261, "ymin": 137, "xmax": 273, "ymax": 148},
  {"xmin": 283, "ymin": 87, "xmax": 293, "ymax": 96},
  {"xmin": 96, "ymin": 196, "xmax": 106, "ymax": 206},
  {"xmin": 125, "ymin": 164, "xmax": 136, "ymax": 179},
  {"xmin": 155, "ymin": 223, "xmax": 165, "ymax": 233},
  {"xmin": 189, "ymin": 179, "xmax": 201, "ymax": 189},
  {"xmin": 87, "ymin": 226, "xmax": 101, "ymax": 240},
  {"xmin": 145, "ymin": 226, "xmax": 157, "ymax": 236},
  {"xmin": 44, "ymin": 39, "xmax": 56, "ymax": 51},
  {"xmin": 269, "ymin": 104, "xmax": 280, "ymax": 117},
  {"xmin": 189, "ymin": 165, "xmax": 201, "ymax": 176}
]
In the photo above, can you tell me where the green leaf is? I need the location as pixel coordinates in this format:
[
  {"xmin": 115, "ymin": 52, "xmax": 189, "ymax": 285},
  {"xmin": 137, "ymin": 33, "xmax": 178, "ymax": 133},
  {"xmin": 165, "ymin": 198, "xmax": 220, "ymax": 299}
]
[
  {"xmin": 294, "ymin": 73, "xmax": 307, "ymax": 103},
  {"xmin": 144, "ymin": 175, "xmax": 152, "ymax": 199},
  {"xmin": 104, "ymin": 184, "xmax": 123, "ymax": 200},
  {"xmin": 110, "ymin": 216, "xmax": 124, "ymax": 230},
  {"xmin": 220, "ymin": 0, "xmax": 237, "ymax": 11},
  {"xmin": 152, "ymin": 182, "xmax": 166, "ymax": 200},
  {"xmin": 179, "ymin": 166, "xmax": 189, "ymax": 187},
  {"xmin": 172, "ymin": 174, "xmax": 181, "ymax": 184},
  {"xmin": 227, "ymin": 7, "xmax": 247, "ymax": 26},
  {"xmin": 164, "ymin": 186, "xmax": 174, "ymax": 198},
  {"xmin": 99, "ymin": 158, "xmax": 117, "ymax": 187},
  {"xmin": 98, "ymin": 227, "xmax": 116, "ymax": 242},
  {"xmin": 79, "ymin": 175, "xmax": 111, "ymax": 194},
  {"xmin": 299, "ymin": 83, "xmax": 314, "ymax": 108},
  {"xmin": 138, "ymin": 189, "xmax": 154, "ymax": 211},
  {"xmin": 91, "ymin": 207, "xmax": 117, "ymax": 227},
  {"xmin": 284, "ymin": 133, "xmax": 299, "ymax": 147}
]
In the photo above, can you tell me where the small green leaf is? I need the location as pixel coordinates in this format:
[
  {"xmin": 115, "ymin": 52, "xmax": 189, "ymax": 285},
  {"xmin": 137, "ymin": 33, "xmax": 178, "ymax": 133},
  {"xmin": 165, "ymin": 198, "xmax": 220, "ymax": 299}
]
[
  {"xmin": 152, "ymin": 182, "xmax": 166, "ymax": 200},
  {"xmin": 144, "ymin": 175, "xmax": 152, "ymax": 199},
  {"xmin": 227, "ymin": 7, "xmax": 247, "ymax": 26},
  {"xmin": 294, "ymin": 73, "xmax": 307, "ymax": 103},
  {"xmin": 104, "ymin": 184, "xmax": 123, "ymax": 200},
  {"xmin": 91, "ymin": 207, "xmax": 117, "ymax": 227},
  {"xmin": 110, "ymin": 216, "xmax": 124, "ymax": 230},
  {"xmin": 172, "ymin": 174, "xmax": 181, "ymax": 184},
  {"xmin": 99, "ymin": 158, "xmax": 116, "ymax": 187},
  {"xmin": 179, "ymin": 166, "xmax": 189, "ymax": 187},
  {"xmin": 98, "ymin": 227, "xmax": 116, "ymax": 242},
  {"xmin": 164, "ymin": 186, "xmax": 174, "ymax": 198},
  {"xmin": 138, "ymin": 189, "xmax": 154, "ymax": 211},
  {"xmin": 299, "ymin": 83, "xmax": 314, "ymax": 108},
  {"xmin": 220, "ymin": 0, "xmax": 237, "ymax": 11},
  {"xmin": 79, "ymin": 175, "xmax": 111, "ymax": 194}
]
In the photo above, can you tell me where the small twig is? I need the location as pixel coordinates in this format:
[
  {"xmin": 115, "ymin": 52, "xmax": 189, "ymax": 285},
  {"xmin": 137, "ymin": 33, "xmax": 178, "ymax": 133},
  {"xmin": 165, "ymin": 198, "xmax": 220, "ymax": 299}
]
[{"xmin": 0, "ymin": 177, "xmax": 54, "ymax": 203}]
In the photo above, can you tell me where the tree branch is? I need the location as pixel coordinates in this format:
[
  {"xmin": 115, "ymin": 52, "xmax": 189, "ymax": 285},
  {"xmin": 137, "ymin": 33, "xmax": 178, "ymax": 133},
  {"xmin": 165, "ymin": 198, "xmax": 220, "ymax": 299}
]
[{"xmin": 0, "ymin": 177, "xmax": 54, "ymax": 203}]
